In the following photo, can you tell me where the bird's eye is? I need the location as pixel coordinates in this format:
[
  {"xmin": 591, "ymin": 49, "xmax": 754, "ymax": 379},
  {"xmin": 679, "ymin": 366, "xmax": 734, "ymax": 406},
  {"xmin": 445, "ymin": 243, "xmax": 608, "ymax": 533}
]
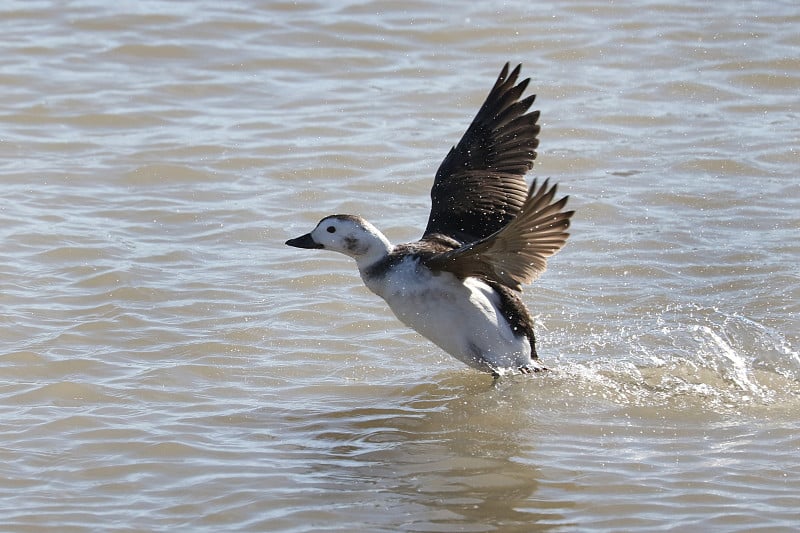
[{"xmin": 326, "ymin": 226, "xmax": 336, "ymax": 233}]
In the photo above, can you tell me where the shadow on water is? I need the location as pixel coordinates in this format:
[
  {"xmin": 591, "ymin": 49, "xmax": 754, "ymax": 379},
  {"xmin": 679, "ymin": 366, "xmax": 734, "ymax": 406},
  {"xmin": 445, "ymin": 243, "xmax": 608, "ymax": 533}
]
[{"xmin": 271, "ymin": 375, "xmax": 574, "ymax": 532}]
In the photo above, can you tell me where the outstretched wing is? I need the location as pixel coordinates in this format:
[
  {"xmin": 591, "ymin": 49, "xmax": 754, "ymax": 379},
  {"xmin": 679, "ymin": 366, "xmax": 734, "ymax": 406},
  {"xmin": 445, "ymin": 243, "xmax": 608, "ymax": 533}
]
[
  {"xmin": 424, "ymin": 179, "xmax": 574, "ymax": 291},
  {"xmin": 422, "ymin": 63, "xmax": 541, "ymax": 244}
]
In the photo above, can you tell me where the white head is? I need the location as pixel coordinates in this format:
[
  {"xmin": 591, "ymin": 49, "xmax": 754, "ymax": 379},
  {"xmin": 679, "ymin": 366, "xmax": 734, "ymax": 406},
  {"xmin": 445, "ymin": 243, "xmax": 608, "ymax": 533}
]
[{"xmin": 285, "ymin": 214, "xmax": 392, "ymax": 266}]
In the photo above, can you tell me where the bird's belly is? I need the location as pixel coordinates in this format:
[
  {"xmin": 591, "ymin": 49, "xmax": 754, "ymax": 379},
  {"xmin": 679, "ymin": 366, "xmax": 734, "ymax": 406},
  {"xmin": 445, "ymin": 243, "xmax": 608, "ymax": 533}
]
[{"xmin": 380, "ymin": 271, "xmax": 530, "ymax": 372}]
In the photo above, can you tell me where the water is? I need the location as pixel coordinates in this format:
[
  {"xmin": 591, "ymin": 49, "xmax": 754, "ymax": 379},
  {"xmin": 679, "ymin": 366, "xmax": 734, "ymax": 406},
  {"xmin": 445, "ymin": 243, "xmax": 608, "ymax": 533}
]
[{"xmin": 1, "ymin": 1, "xmax": 799, "ymax": 531}]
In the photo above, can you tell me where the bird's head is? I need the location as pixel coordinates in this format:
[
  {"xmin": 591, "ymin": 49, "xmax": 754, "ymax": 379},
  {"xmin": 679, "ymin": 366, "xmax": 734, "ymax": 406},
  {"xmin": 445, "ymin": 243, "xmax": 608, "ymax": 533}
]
[{"xmin": 286, "ymin": 214, "xmax": 392, "ymax": 265}]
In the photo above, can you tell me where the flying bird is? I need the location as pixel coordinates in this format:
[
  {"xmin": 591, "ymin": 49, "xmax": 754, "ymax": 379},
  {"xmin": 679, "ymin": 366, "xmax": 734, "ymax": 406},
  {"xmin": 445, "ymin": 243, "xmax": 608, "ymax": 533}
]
[{"xmin": 286, "ymin": 63, "xmax": 574, "ymax": 376}]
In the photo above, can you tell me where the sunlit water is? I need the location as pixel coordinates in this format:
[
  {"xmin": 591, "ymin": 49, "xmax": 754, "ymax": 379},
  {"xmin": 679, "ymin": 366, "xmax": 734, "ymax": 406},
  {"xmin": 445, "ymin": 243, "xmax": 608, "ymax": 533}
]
[{"xmin": 1, "ymin": 1, "xmax": 799, "ymax": 531}]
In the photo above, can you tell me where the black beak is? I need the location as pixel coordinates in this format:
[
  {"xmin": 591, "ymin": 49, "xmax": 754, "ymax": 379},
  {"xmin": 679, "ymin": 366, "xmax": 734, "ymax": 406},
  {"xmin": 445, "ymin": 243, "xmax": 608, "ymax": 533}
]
[{"xmin": 285, "ymin": 233, "xmax": 323, "ymax": 249}]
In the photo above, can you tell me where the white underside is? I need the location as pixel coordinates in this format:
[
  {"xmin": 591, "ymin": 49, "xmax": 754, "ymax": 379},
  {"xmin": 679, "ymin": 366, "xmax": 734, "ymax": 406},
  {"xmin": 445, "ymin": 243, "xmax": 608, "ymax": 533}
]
[{"xmin": 361, "ymin": 256, "xmax": 532, "ymax": 373}]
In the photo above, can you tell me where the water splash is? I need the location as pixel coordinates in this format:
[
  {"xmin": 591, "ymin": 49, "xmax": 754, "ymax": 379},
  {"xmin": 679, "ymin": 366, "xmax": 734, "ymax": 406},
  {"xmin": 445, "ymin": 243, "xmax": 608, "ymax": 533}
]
[
  {"xmin": 691, "ymin": 323, "xmax": 764, "ymax": 398},
  {"xmin": 548, "ymin": 303, "xmax": 799, "ymax": 410}
]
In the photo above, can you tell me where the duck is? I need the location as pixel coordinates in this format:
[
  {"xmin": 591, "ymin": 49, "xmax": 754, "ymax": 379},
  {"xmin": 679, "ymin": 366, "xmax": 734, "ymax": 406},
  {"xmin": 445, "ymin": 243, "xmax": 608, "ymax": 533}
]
[{"xmin": 286, "ymin": 63, "xmax": 574, "ymax": 376}]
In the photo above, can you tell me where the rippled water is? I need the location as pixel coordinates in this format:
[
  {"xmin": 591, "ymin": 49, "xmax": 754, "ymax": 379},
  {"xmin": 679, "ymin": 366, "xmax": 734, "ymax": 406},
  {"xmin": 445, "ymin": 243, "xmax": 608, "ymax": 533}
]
[{"xmin": 2, "ymin": 1, "xmax": 799, "ymax": 531}]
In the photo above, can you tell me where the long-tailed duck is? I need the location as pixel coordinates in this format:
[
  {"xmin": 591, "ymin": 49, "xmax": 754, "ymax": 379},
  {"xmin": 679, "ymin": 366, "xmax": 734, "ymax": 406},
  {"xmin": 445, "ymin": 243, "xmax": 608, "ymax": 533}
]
[{"xmin": 286, "ymin": 63, "xmax": 574, "ymax": 376}]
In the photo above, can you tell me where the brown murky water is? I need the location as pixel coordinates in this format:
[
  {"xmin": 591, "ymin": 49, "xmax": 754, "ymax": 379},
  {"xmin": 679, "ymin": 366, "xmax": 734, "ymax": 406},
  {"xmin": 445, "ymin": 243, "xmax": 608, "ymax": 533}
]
[{"xmin": 1, "ymin": 1, "xmax": 798, "ymax": 531}]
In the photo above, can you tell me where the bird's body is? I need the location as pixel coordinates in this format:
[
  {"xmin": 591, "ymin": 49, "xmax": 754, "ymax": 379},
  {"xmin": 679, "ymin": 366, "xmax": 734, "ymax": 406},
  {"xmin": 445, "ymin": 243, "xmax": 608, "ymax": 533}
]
[
  {"xmin": 361, "ymin": 246, "xmax": 539, "ymax": 375},
  {"xmin": 286, "ymin": 63, "xmax": 574, "ymax": 376}
]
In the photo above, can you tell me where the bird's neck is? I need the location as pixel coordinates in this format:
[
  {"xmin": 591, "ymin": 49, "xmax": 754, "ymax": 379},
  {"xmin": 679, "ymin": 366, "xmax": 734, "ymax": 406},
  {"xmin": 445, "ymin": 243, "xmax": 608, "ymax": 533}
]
[
  {"xmin": 353, "ymin": 231, "xmax": 393, "ymax": 270},
  {"xmin": 353, "ymin": 232, "xmax": 394, "ymax": 296}
]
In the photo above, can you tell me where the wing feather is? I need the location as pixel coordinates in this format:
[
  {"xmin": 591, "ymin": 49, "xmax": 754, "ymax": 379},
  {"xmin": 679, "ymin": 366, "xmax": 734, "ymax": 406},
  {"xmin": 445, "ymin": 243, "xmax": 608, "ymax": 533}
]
[
  {"xmin": 423, "ymin": 63, "xmax": 541, "ymax": 244},
  {"xmin": 424, "ymin": 179, "xmax": 574, "ymax": 290}
]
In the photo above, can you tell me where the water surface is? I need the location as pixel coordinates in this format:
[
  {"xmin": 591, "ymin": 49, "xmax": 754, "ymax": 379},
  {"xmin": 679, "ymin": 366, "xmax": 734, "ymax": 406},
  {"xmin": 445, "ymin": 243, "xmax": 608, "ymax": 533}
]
[{"xmin": 1, "ymin": 1, "xmax": 799, "ymax": 531}]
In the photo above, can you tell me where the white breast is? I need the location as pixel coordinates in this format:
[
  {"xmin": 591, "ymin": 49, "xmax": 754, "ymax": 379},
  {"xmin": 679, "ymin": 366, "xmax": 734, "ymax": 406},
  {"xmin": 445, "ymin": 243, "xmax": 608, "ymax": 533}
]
[{"xmin": 361, "ymin": 256, "xmax": 531, "ymax": 372}]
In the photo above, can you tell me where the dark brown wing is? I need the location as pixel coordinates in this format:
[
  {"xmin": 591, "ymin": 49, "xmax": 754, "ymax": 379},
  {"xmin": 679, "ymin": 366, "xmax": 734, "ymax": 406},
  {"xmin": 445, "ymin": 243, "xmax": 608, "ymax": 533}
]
[
  {"xmin": 422, "ymin": 63, "xmax": 541, "ymax": 244},
  {"xmin": 424, "ymin": 179, "xmax": 574, "ymax": 291}
]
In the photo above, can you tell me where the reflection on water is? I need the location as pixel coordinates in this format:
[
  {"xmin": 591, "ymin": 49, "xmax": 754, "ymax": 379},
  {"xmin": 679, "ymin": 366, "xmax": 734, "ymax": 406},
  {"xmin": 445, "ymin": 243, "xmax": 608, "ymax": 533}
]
[
  {"xmin": 1, "ymin": 0, "xmax": 799, "ymax": 530},
  {"xmin": 277, "ymin": 381, "xmax": 567, "ymax": 531}
]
